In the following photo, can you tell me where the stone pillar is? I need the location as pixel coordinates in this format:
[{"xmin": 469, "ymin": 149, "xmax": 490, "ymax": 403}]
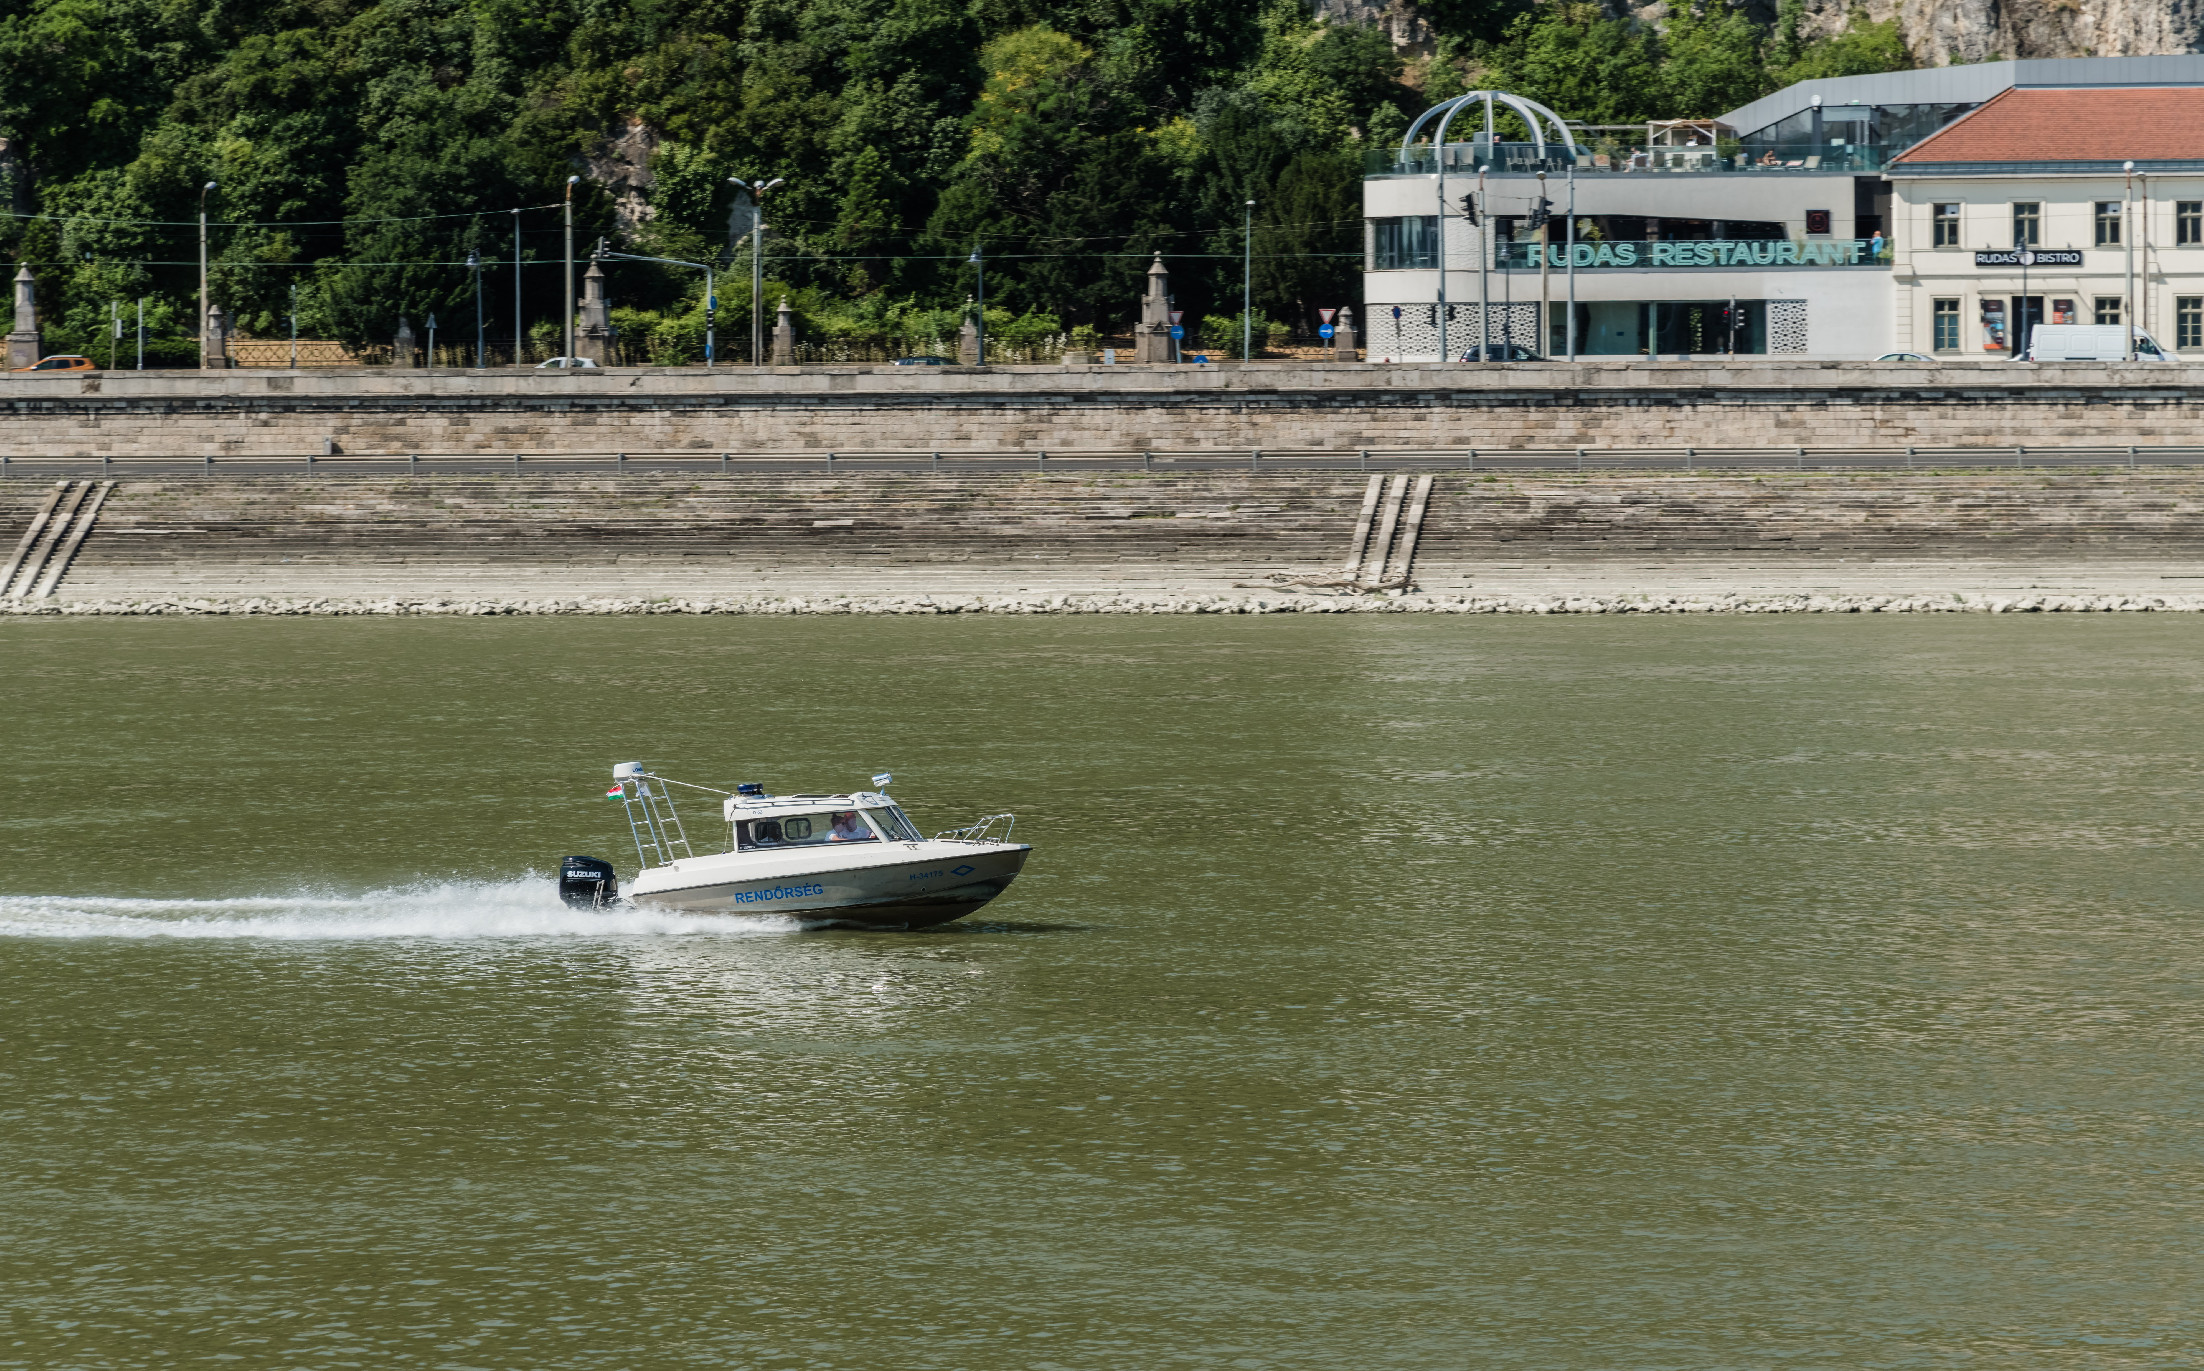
[
  {"xmin": 771, "ymin": 296, "xmax": 796, "ymax": 365},
  {"xmin": 393, "ymin": 315, "xmax": 418, "ymax": 367},
  {"xmin": 1133, "ymin": 251, "xmax": 1173, "ymax": 363},
  {"xmin": 1332, "ymin": 305, "xmax": 1358, "ymax": 361},
  {"xmin": 6, "ymin": 265, "xmax": 41, "ymax": 370},
  {"xmin": 575, "ymin": 256, "xmax": 614, "ymax": 365},
  {"xmin": 957, "ymin": 298, "xmax": 979, "ymax": 365},
  {"xmin": 202, "ymin": 302, "xmax": 232, "ymax": 370}
]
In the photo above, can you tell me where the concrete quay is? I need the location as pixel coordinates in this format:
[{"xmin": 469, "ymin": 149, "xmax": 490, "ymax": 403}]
[
  {"xmin": 5, "ymin": 469, "xmax": 2204, "ymax": 613},
  {"xmin": 11, "ymin": 359, "xmax": 2204, "ymax": 456}
]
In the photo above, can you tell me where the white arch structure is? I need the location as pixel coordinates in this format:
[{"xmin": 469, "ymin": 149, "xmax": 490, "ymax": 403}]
[{"xmin": 1400, "ymin": 92, "xmax": 1578, "ymax": 361}]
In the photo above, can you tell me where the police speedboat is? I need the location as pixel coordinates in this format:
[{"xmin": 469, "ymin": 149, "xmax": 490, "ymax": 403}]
[{"xmin": 558, "ymin": 764, "xmax": 1030, "ymax": 929}]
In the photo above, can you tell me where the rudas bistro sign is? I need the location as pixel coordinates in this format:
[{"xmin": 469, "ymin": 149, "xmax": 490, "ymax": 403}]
[
  {"xmin": 1501, "ymin": 239, "xmax": 1883, "ymax": 268},
  {"xmin": 1973, "ymin": 249, "xmax": 2086, "ymax": 267}
]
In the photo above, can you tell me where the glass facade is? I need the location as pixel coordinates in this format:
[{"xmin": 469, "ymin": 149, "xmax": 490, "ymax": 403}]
[
  {"xmin": 1739, "ymin": 102, "xmax": 1972, "ymax": 155},
  {"xmin": 1371, "ymin": 216, "xmax": 1439, "ymax": 270},
  {"xmin": 1570, "ymin": 300, "xmax": 1768, "ymax": 356}
]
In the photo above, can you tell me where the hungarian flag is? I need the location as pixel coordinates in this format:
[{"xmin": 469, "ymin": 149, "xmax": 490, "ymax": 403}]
[{"xmin": 605, "ymin": 784, "xmax": 625, "ymax": 800}]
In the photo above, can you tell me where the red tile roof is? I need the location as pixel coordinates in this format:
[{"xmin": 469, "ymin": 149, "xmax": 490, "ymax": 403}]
[{"xmin": 1893, "ymin": 86, "xmax": 2204, "ymax": 164}]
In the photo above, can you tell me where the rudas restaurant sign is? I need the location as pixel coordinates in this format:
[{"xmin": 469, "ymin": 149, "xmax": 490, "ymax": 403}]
[
  {"xmin": 1503, "ymin": 239, "xmax": 1881, "ymax": 268},
  {"xmin": 1973, "ymin": 249, "xmax": 2085, "ymax": 267}
]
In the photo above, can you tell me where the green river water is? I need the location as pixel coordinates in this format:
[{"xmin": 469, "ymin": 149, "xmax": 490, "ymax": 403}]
[{"xmin": 4, "ymin": 615, "xmax": 2203, "ymax": 1369}]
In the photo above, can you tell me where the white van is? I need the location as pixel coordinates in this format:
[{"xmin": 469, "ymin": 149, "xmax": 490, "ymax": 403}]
[{"xmin": 2022, "ymin": 324, "xmax": 2172, "ymax": 361}]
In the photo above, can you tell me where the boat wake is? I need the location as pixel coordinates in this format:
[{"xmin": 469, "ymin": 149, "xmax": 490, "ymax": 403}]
[{"xmin": 0, "ymin": 877, "xmax": 803, "ymax": 941}]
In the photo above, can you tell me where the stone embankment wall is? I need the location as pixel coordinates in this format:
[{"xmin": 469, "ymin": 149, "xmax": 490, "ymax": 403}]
[
  {"xmin": 8, "ymin": 471, "xmax": 2204, "ymax": 573},
  {"xmin": 11, "ymin": 361, "xmax": 2204, "ymax": 455}
]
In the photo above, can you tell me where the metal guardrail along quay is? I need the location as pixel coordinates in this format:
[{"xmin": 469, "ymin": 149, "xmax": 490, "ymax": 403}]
[{"xmin": 3, "ymin": 447, "xmax": 2203, "ymax": 478}]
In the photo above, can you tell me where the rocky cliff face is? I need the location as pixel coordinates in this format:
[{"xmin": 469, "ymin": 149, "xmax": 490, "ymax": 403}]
[
  {"xmin": 1797, "ymin": 0, "xmax": 2204, "ymax": 67},
  {"xmin": 1317, "ymin": 0, "xmax": 2204, "ymax": 68}
]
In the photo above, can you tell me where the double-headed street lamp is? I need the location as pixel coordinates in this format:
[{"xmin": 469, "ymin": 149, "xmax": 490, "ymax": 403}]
[
  {"xmin": 564, "ymin": 174, "xmax": 581, "ymax": 362},
  {"xmin": 728, "ymin": 177, "xmax": 785, "ymax": 366},
  {"xmin": 198, "ymin": 180, "xmax": 217, "ymax": 367}
]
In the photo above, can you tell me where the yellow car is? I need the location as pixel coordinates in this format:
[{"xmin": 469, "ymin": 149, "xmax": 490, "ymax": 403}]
[{"xmin": 11, "ymin": 354, "xmax": 95, "ymax": 373}]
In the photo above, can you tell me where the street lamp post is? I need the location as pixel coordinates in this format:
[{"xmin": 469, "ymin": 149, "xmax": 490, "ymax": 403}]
[
  {"xmin": 2124, "ymin": 159, "xmax": 2136, "ymax": 361},
  {"xmin": 1243, "ymin": 198, "xmax": 1255, "ymax": 361},
  {"xmin": 288, "ymin": 283, "xmax": 297, "ymax": 369},
  {"xmin": 969, "ymin": 244, "xmax": 986, "ymax": 364},
  {"xmin": 564, "ymin": 175, "xmax": 580, "ymax": 363},
  {"xmin": 1537, "ymin": 169, "xmax": 1550, "ymax": 360},
  {"xmin": 198, "ymin": 180, "xmax": 217, "ymax": 367},
  {"xmin": 1565, "ymin": 160, "xmax": 1577, "ymax": 361},
  {"xmin": 728, "ymin": 177, "xmax": 785, "ymax": 366},
  {"xmin": 1477, "ymin": 168, "xmax": 1488, "ymax": 359},
  {"xmin": 511, "ymin": 208, "xmax": 523, "ymax": 365},
  {"xmin": 426, "ymin": 312, "xmax": 438, "ymax": 370},
  {"xmin": 468, "ymin": 251, "xmax": 483, "ymax": 368}
]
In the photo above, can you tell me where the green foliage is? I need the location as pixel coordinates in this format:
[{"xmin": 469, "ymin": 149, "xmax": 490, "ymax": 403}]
[
  {"xmin": 0, "ymin": 0, "xmax": 1906, "ymax": 356},
  {"xmin": 1473, "ymin": 0, "xmax": 1912, "ymax": 122}
]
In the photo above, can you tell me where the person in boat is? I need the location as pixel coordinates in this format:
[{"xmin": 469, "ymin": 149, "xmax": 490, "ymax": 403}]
[
  {"xmin": 748, "ymin": 819, "xmax": 784, "ymax": 847},
  {"xmin": 828, "ymin": 811, "xmax": 874, "ymax": 842}
]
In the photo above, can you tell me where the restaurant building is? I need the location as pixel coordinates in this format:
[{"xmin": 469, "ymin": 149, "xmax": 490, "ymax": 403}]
[{"xmin": 1361, "ymin": 55, "xmax": 2204, "ymax": 361}]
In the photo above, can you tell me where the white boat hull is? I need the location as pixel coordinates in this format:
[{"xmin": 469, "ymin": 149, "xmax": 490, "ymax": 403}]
[{"xmin": 627, "ymin": 841, "xmax": 1031, "ymax": 929}]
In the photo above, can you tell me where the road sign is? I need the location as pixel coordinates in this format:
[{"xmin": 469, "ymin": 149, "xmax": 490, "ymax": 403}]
[
  {"xmin": 1169, "ymin": 325, "xmax": 1184, "ymax": 339},
  {"xmin": 1169, "ymin": 310, "xmax": 1184, "ymax": 325},
  {"xmin": 1318, "ymin": 324, "xmax": 1335, "ymax": 340},
  {"xmin": 1317, "ymin": 308, "xmax": 1337, "ymax": 325},
  {"xmin": 1391, "ymin": 305, "xmax": 1403, "ymax": 321},
  {"xmin": 2018, "ymin": 249, "xmax": 2036, "ymax": 266},
  {"xmin": 708, "ymin": 295, "xmax": 718, "ymax": 310}
]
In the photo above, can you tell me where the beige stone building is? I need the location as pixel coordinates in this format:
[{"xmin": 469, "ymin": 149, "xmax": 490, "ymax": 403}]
[{"xmin": 1887, "ymin": 86, "xmax": 2204, "ymax": 357}]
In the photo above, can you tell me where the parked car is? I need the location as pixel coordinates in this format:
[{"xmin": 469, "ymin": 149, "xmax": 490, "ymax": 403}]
[
  {"xmin": 2021, "ymin": 324, "xmax": 2172, "ymax": 361},
  {"xmin": 892, "ymin": 355, "xmax": 950, "ymax": 366},
  {"xmin": 1874, "ymin": 351, "xmax": 1933, "ymax": 362},
  {"xmin": 11, "ymin": 354, "xmax": 94, "ymax": 373},
  {"xmin": 1459, "ymin": 344, "xmax": 1541, "ymax": 361},
  {"xmin": 534, "ymin": 356, "xmax": 601, "ymax": 369}
]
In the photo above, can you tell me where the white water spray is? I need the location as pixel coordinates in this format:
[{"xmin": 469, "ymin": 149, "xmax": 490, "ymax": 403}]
[{"xmin": 0, "ymin": 877, "xmax": 802, "ymax": 941}]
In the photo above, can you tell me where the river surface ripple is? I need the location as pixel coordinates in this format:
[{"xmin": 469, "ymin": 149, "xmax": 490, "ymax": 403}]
[{"xmin": 4, "ymin": 616, "xmax": 2202, "ymax": 1369}]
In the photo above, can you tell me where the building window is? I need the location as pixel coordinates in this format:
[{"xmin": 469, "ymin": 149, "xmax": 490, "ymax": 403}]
[
  {"xmin": 2012, "ymin": 202, "xmax": 2039, "ymax": 246},
  {"xmin": 1932, "ymin": 203, "xmax": 1961, "ymax": 247},
  {"xmin": 1933, "ymin": 298, "xmax": 1961, "ymax": 351},
  {"xmin": 1371, "ymin": 216, "xmax": 1439, "ymax": 270},
  {"xmin": 2095, "ymin": 202, "xmax": 2122, "ymax": 245},
  {"xmin": 2095, "ymin": 297, "xmax": 2124, "ymax": 326},
  {"xmin": 2180, "ymin": 202, "xmax": 2202, "ymax": 245},
  {"xmin": 2179, "ymin": 297, "xmax": 2204, "ymax": 350}
]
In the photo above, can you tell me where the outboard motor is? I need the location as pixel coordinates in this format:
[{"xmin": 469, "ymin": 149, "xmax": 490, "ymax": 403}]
[{"xmin": 559, "ymin": 855, "xmax": 619, "ymax": 909}]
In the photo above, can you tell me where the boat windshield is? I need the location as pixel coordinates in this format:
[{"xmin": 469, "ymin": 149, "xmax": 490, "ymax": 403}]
[
  {"xmin": 737, "ymin": 809, "xmax": 880, "ymax": 849},
  {"xmin": 865, "ymin": 806, "xmax": 922, "ymax": 842}
]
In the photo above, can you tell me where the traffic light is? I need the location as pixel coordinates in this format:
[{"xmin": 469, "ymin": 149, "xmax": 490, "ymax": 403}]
[
  {"xmin": 1526, "ymin": 198, "xmax": 1552, "ymax": 231},
  {"xmin": 1460, "ymin": 193, "xmax": 1479, "ymax": 227}
]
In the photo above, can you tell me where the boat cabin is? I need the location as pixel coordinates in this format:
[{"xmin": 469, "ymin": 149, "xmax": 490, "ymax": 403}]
[{"xmin": 721, "ymin": 788, "xmax": 925, "ymax": 851}]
